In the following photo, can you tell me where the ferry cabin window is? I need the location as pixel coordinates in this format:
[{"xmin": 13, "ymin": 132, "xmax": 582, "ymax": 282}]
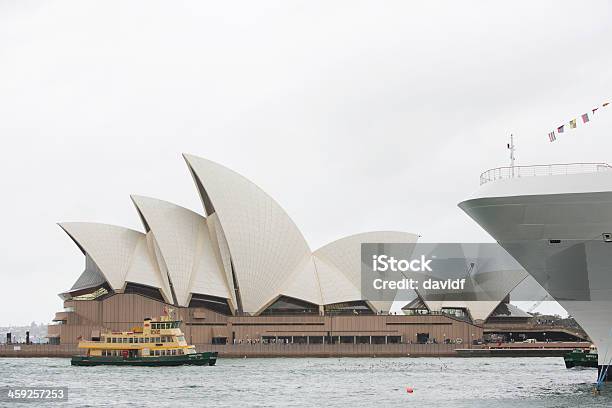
[
  {"xmin": 145, "ymin": 337, "xmax": 149, "ymax": 343},
  {"xmin": 112, "ymin": 338, "xmax": 116, "ymax": 343},
  {"xmin": 155, "ymin": 337, "xmax": 161, "ymax": 343},
  {"xmin": 177, "ymin": 335, "xmax": 185, "ymax": 342},
  {"xmin": 107, "ymin": 338, "xmax": 112, "ymax": 343},
  {"xmin": 171, "ymin": 350, "xmax": 176, "ymax": 355},
  {"xmin": 178, "ymin": 349, "xmax": 183, "ymax": 355}
]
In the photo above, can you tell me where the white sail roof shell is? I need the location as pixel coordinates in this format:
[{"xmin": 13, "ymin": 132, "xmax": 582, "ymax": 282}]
[
  {"xmin": 205, "ymin": 213, "xmax": 238, "ymax": 308},
  {"xmin": 59, "ymin": 222, "xmax": 171, "ymax": 301},
  {"xmin": 313, "ymin": 231, "xmax": 419, "ymax": 312},
  {"xmin": 124, "ymin": 232, "xmax": 173, "ymax": 302},
  {"xmin": 59, "ymin": 222, "xmax": 142, "ymax": 291},
  {"xmin": 184, "ymin": 154, "xmax": 318, "ymax": 314},
  {"xmin": 273, "ymin": 256, "xmax": 324, "ymax": 309},
  {"xmin": 130, "ymin": 195, "xmax": 233, "ymax": 307}
]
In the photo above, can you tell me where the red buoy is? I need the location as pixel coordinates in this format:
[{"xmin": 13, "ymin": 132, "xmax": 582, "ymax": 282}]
[{"xmin": 406, "ymin": 387, "xmax": 414, "ymax": 394}]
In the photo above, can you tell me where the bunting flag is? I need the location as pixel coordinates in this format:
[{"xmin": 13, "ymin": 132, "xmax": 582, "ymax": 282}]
[{"xmin": 546, "ymin": 100, "xmax": 609, "ymax": 142}]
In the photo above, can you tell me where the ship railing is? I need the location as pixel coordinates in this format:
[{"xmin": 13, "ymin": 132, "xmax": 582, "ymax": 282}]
[{"xmin": 480, "ymin": 163, "xmax": 612, "ymax": 185}]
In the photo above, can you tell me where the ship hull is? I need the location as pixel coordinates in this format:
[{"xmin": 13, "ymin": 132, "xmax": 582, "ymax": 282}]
[
  {"xmin": 459, "ymin": 172, "xmax": 612, "ymax": 371},
  {"xmin": 71, "ymin": 352, "xmax": 218, "ymax": 366}
]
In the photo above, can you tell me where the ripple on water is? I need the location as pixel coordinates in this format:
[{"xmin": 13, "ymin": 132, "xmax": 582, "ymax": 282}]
[{"xmin": 0, "ymin": 357, "xmax": 611, "ymax": 407}]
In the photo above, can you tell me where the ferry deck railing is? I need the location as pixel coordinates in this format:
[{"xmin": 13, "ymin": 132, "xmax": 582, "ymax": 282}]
[{"xmin": 480, "ymin": 163, "xmax": 612, "ymax": 185}]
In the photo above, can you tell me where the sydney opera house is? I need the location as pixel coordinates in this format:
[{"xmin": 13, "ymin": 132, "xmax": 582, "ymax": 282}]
[{"xmin": 44, "ymin": 154, "xmax": 569, "ymax": 356}]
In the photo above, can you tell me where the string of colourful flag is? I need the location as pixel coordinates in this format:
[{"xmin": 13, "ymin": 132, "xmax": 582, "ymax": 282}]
[{"xmin": 548, "ymin": 101, "xmax": 610, "ymax": 142}]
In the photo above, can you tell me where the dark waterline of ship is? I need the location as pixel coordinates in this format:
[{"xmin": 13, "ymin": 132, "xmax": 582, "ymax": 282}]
[{"xmin": 1, "ymin": 357, "xmax": 611, "ymax": 407}]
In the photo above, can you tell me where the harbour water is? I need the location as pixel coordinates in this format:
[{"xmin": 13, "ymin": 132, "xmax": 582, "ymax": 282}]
[{"xmin": 1, "ymin": 357, "xmax": 610, "ymax": 407}]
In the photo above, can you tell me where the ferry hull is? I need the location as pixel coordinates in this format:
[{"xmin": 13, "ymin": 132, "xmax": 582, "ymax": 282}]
[
  {"xmin": 564, "ymin": 350, "xmax": 598, "ymax": 369},
  {"xmin": 71, "ymin": 352, "xmax": 218, "ymax": 367}
]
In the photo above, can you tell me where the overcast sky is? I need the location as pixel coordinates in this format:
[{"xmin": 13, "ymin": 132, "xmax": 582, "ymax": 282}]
[{"xmin": 1, "ymin": 1, "xmax": 611, "ymax": 325}]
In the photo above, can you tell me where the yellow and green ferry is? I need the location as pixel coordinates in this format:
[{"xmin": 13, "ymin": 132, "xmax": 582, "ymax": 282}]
[{"xmin": 71, "ymin": 314, "xmax": 217, "ymax": 367}]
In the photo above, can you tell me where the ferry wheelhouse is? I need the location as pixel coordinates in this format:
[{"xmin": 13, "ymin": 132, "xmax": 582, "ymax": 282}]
[{"xmin": 71, "ymin": 315, "xmax": 217, "ymax": 366}]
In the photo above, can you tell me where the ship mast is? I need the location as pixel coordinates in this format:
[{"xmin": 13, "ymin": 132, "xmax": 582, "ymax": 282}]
[{"xmin": 508, "ymin": 134, "xmax": 516, "ymax": 177}]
